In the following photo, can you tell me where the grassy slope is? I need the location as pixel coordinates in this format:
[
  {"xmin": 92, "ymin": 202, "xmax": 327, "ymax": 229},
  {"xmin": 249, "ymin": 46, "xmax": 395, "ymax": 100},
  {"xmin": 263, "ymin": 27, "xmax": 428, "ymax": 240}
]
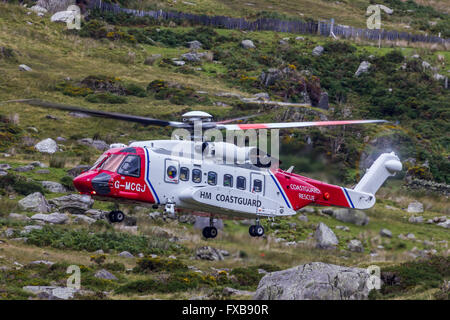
[{"xmin": 0, "ymin": 3, "xmax": 448, "ymax": 300}]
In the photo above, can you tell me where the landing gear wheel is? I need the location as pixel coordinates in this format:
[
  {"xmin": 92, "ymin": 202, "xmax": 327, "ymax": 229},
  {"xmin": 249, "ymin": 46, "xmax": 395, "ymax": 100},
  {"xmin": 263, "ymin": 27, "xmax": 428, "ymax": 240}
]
[
  {"xmin": 249, "ymin": 225, "xmax": 264, "ymax": 237},
  {"xmin": 109, "ymin": 210, "xmax": 125, "ymax": 223},
  {"xmin": 255, "ymin": 225, "xmax": 265, "ymax": 237},
  {"xmin": 202, "ymin": 226, "xmax": 211, "ymax": 238},
  {"xmin": 202, "ymin": 226, "xmax": 218, "ymax": 239},
  {"xmin": 209, "ymin": 226, "xmax": 218, "ymax": 238},
  {"xmin": 249, "ymin": 225, "xmax": 256, "ymax": 237}
]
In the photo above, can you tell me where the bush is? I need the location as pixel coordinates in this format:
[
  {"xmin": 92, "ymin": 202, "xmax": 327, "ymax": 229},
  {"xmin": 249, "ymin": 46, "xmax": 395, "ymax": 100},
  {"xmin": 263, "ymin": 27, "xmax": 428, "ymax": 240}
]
[
  {"xmin": 133, "ymin": 257, "xmax": 187, "ymax": 273},
  {"xmin": 124, "ymin": 83, "xmax": 147, "ymax": 97},
  {"xmin": 49, "ymin": 155, "xmax": 66, "ymax": 168},
  {"xmin": 60, "ymin": 176, "xmax": 75, "ymax": 191},
  {"xmin": 26, "ymin": 226, "xmax": 186, "ymax": 255},
  {"xmin": 55, "ymin": 82, "xmax": 93, "ymax": 97},
  {"xmin": 0, "ymin": 174, "xmax": 45, "ymax": 196}
]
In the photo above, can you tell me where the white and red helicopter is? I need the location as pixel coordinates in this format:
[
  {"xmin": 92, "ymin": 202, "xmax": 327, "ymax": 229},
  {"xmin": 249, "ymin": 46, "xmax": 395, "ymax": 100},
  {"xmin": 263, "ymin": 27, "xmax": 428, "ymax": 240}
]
[{"xmin": 7, "ymin": 99, "xmax": 402, "ymax": 238}]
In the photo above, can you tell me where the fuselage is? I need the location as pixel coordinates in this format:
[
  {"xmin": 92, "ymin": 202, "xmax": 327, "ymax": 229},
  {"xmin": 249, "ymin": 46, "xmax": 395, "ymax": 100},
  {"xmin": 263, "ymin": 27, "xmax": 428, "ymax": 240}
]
[{"xmin": 73, "ymin": 141, "xmax": 363, "ymax": 219}]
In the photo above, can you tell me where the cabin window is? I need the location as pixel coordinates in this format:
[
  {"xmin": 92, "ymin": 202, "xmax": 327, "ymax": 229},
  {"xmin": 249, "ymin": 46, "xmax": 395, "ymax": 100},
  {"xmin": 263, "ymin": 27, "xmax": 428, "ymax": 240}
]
[
  {"xmin": 207, "ymin": 172, "xmax": 217, "ymax": 186},
  {"xmin": 100, "ymin": 154, "xmax": 126, "ymax": 172},
  {"xmin": 192, "ymin": 169, "xmax": 202, "ymax": 183},
  {"xmin": 118, "ymin": 155, "xmax": 141, "ymax": 177},
  {"xmin": 180, "ymin": 167, "xmax": 189, "ymax": 181},
  {"xmin": 253, "ymin": 179, "xmax": 262, "ymax": 193},
  {"xmin": 237, "ymin": 176, "xmax": 246, "ymax": 190},
  {"xmin": 223, "ymin": 174, "xmax": 233, "ymax": 187}
]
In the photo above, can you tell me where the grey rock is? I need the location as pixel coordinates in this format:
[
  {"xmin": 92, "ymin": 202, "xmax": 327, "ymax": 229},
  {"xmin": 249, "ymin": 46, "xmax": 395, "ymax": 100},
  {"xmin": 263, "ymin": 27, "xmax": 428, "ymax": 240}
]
[
  {"xmin": 41, "ymin": 181, "xmax": 67, "ymax": 193},
  {"xmin": 408, "ymin": 216, "xmax": 424, "ymax": 224},
  {"xmin": 297, "ymin": 215, "xmax": 309, "ymax": 222},
  {"xmin": 178, "ymin": 214, "xmax": 196, "ymax": 224},
  {"xmin": 72, "ymin": 215, "xmax": 96, "ymax": 224},
  {"xmin": 329, "ymin": 208, "xmax": 369, "ymax": 226},
  {"xmin": 315, "ymin": 222, "xmax": 338, "ymax": 249},
  {"xmin": 181, "ymin": 52, "xmax": 201, "ymax": 62},
  {"xmin": 223, "ymin": 287, "xmax": 254, "ymax": 296},
  {"xmin": 437, "ymin": 220, "xmax": 450, "ymax": 229},
  {"xmin": 77, "ymin": 138, "xmax": 108, "ymax": 151},
  {"xmin": 94, "ymin": 249, "xmax": 104, "ymax": 254},
  {"xmin": 35, "ymin": 138, "xmax": 58, "ymax": 154},
  {"xmin": 19, "ymin": 64, "xmax": 32, "ymax": 72},
  {"xmin": 380, "ymin": 228, "xmax": 392, "ymax": 238},
  {"xmin": 187, "ymin": 40, "xmax": 202, "ymax": 50},
  {"xmin": 118, "ymin": 251, "xmax": 134, "ymax": 258},
  {"xmin": 407, "ymin": 201, "xmax": 423, "ymax": 213},
  {"xmin": 406, "ymin": 233, "xmax": 416, "ymax": 240},
  {"xmin": 14, "ymin": 165, "xmax": 34, "ymax": 172},
  {"xmin": 295, "ymin": 36, "xmax": 305, "ymax": 40},
  {"xmin": 299, "ymin": 207, "xmax": 315, "ymax": 213},
  {"xmin": 51, "ymin": 9, "xmax": 77, "ymax": 24},
  {"xmin": 36, "ymin": 0, "xmax": 75, "ymax": 13},
  {"xmin": 18, "ymin": 192, "xmax": 49, "ymax": 213},
  {"xmin": 0, "ymin": 170, "xmax": 7, "ymax": 176},
  {"xmin": 354, "ymin": 61, "xmax": 371, "ymax": 77},
  {"xmin": 36, "ymin": 169, "xmax": 50, "ymax": 174},
  {"xmin": 253, "ymin": 92, "xmax": 270, "ymax": 100},
  {"xmin": 94, "ymin": 269, "xmax": 117, "ymax": 281},
  {"xmin": 172, "ymin": 60, "xmax": 185, "ymax": 66},
  {"xmin": 254, "ymin": 262, "xmax": 371, "ymax": 300},
  {"xmin": 9, "ymin": 213, "xmax": 31, "ymax": 221},
  {"xmin": 0, "ymin": 163, "xmax": 11, "ymax": 170},
  {"xmin": 241, "ymin": 39, "xmax": 256, "ymax": 49},
  {"xmin": 148, "ymin": 211, "xmax": 162, "ymax": 220},
  {"xmin": 336, "ymin": 225, "xmax": 350, "ymax": 232},
  {"xmin": 23, "ymin": 286, "xmax": 78, "ymax": 300},
  {"xmin": 49, "ymin": 194, "xmax": 94, "ymax": 214},
  {"xmin": 21, "ymin": 225, "xmax": 43, "ymax": 234},
  {"xmin": 422, "ymin": 61, "xmax": 431, "ymax": 69},
  {"xmin": 4, "ymin": 228, "xmax": 15, "ymax": 238},
  {"xmin": 312, "ymin": 46, "xmax": 324, "ymax": 56},
  {"xmin": 30, "ymin": 5, "xmax": 48, "ymax": 14},
  {"xmin": 31, "ymin": 213, "xmax": 68, "ymax": 224},
  {"xmin": 29, "ymin": 260, "xmax": 54, "ymax": 266},
  {"xmin": 123, "ymin": 216, "xmax": 137, "ymax": 226},
  {"xmin": 69, "ymin": 112, "xmax": 90, "ymax": 118},
  {"xmin": 84, "ymin": 209, "xmax": 105, "ymax": 220},
  {"xmin": 195, "ymin": 246, "xmax": 224, "ymax": 261},
  {"xmin": 348, "ymin": 239, "xmax": 364, "ymax": 252}
]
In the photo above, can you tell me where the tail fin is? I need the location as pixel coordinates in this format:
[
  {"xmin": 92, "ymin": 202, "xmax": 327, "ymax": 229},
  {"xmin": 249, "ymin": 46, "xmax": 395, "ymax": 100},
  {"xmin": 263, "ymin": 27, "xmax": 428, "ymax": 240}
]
[{"xmin": 354, "ymin": 152, "xmax": 402, "ymax": 195}]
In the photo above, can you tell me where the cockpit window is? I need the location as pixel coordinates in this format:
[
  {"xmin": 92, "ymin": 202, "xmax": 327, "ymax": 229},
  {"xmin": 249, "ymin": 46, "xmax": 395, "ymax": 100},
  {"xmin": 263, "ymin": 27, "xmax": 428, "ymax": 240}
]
[
  {"xmin": 99, "ymin": 154, "xmax": 126, "ymax": 172},
  {"xmin": 118, "ymin": 155, "xmax": 141, "ymax": 177},
  {"xmin": 90, "ymin": 154, "xmax": 108, "ymax": 170}
]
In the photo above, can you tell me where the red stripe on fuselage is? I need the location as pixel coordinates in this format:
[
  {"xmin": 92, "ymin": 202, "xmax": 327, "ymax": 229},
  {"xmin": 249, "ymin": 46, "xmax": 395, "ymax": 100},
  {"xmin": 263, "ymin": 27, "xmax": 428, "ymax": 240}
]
[{"xmin": 237, "ymin": 124, "xmax": 269, "ymax": 129}]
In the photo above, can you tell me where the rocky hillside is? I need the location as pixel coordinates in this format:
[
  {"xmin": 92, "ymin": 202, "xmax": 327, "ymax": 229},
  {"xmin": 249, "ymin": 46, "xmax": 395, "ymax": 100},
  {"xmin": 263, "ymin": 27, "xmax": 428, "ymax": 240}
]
[{"xmin": 0, "ymin": 1, "xmax": 448, "ymax": 300}]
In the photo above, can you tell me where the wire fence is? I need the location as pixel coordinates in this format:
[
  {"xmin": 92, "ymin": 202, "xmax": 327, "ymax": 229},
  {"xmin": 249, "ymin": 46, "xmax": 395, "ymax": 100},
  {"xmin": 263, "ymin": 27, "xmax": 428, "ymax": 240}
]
[{"xmin": 88, "ymin": 0, "xmax": 449, "ymax": 45}]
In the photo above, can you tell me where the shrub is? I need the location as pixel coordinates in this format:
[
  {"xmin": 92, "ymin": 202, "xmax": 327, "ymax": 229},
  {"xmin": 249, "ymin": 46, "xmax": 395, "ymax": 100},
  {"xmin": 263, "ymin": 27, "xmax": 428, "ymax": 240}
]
[
  {"xmin": 26, "ymin": 226, "xmax": 186, "ymax": 255},
  {"xmin": 49, "ymin": 155, "xmax": 66, "ymax": 168},
  {"xmin": 0, "ymin": 174, "xmax": 45, "ymax": 196},
  {"xmin": 230, "ymin": 266, "xmax": 264, "ymax": 288},
  {"xmin": 55, "ymin": 82, "xmax": 93, "ymax": 97},
  {"xmin": 60, "ymin": 176, "xmax": 75, "ymax": 191},
  {"xmin": 133, "ymin": 257, "xmax": 187, "ymax": 273},
  {"xmin": 124, "ymin": 83, "xmax": 147, "ymax": 97}
]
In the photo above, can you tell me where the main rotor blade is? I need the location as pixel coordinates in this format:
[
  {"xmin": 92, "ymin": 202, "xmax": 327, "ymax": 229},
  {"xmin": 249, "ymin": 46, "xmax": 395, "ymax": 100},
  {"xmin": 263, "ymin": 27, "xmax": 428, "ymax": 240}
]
[
  {"xmin": 2, "ymin": 99, "xmax": 186, "ymax": 128},
  {"xmin": 217, "ymin": 119, "xmax": 388, "ymax": 130},
  {"xmin": 215, "ymin": 114, "xmax": 260, "ymax": 124}
]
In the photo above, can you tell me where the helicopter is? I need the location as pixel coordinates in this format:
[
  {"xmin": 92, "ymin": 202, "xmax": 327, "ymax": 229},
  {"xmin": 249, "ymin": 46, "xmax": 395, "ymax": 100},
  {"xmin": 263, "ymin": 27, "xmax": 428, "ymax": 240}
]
[{"xmin": 3, "ymin": 99, "xmax": 402, "ymax": 238}]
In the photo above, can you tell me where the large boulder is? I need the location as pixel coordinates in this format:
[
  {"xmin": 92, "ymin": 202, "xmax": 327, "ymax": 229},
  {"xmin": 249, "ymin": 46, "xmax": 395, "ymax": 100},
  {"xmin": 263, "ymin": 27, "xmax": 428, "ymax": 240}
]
[
  {"xmin": 195, "ymin": 246, "xmax": 224, "ymax": 261},
  {"xmin": 22, "ymin": 286, "xmax": 78, "ymax": 300},
  {"xmin": 94, "ymin": 269, "xmax": 117, "ymax": 281},
  {"xmin": 77, "ymin": 138, "xmax": 109, "ymax": 151},
  {"xmin": 41, "ymin": 181, "xmax": 67, "ymax": 193},
  {"xmin": 31, "ymin": 213, "xmax": 68, "ymax": 224},
  {"xmin": 35, "ymin": 138, "xmax": 58, "ymax": 154},
  {"xmin": 254, "ymin": 262, "xmax": 371, "ymax": 300},
  {"xmin": 37, "ymin": 0, "xmax": 75, "ymax": 13},
  {"xmin": 187, "ymin": 40, "xmax": 202, "ymax": 50},
  {"xmin": 314, "ymin": 222, "xmax": 338, "ymax": 249},
  {"xmin": 348, "ymin": 239, "xmax": 364, "ymax": 252},
  {"xmin": 241, "ymin": 39, "xmax": 256, "ymax": 49},
  {"xmin": 407, "ymin": 201, "xmax": 424, "ymax": 213},
  {"xmin": 323, "ymin": 208, "xmax": 369, "ymax": 226},
  {"xmin": 312, "ymin": 46, "xmax": 324, "ymax": 56},
  {"xmin": 18, "ymin": 192, "xmax": 50, "ymax": 213},
  {"xmin": 49, "ymin": 194, "xmax": 94, "ymax": 214},
  {"xmin": 354, "ymin": 61, "xmax": 371, "ymax": 77}
]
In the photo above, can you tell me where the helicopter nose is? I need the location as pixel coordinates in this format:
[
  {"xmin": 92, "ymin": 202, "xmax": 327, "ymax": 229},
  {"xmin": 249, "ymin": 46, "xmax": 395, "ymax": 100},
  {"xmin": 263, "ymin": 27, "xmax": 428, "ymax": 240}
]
[{"xmin": 73, "ymin": 175, "xmax": 93, "ymax": 194}]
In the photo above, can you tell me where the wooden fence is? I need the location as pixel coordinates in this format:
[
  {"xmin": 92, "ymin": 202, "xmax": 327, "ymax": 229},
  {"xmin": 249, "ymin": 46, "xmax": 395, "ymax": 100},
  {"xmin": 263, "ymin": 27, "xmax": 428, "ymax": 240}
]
[{"xmin": 88, "ymin": 0, "xmax": 448, "ymax": 45}]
